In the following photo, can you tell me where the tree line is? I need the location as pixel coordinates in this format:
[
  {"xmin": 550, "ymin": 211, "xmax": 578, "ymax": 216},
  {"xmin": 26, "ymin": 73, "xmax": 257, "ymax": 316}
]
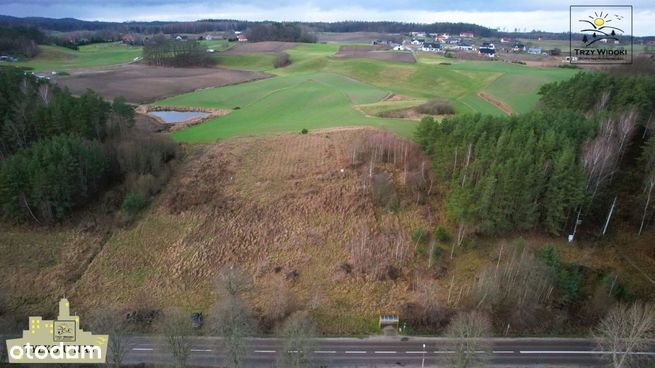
[
  {"xmin": 0, "ymin": 25, "xmax": 44, "ymax": 58},
  {"xmin": 142, "ymin": 35, "xmax": 211, "ymax": 67},
  {"xmin": 0, "ymin": 67, "xmax": 178, "ymax": 223},
  {"xmin": 246, "ymin": 23, "xmax": 317, "ymax": 43}
]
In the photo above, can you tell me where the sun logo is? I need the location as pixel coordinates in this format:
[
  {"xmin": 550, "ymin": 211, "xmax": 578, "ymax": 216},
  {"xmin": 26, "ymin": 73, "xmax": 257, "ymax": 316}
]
[
  {"xmin": 579, "ymin": 11, "xmax": 624, "ymax": 47},
  {"xmin": 592, "ymin": 12, "xmax": 608, "ymax": 26}
]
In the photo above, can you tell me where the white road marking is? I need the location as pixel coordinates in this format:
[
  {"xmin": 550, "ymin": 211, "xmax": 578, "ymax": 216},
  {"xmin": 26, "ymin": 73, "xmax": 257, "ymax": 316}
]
[
  {"xmin": 434, "ymin": 351, "xmax": 455, "ymax": 354},
  {"xmin": 191, "ymin": 349, "xmax": 212, "ymax": 352},
  {"xmin": 254, "ymin": 350, "xmax": 276, "ymax": 353},
  {"xmin": 314, "ymin": 350, "xmax": 337, "ymax": 354},
  {"xmin": 493, "ymin": 350, "xmax": 515, "ymax": 354},
  {"xmin": 520, "ymin": 350, "xmax": 600, "ymax": 354},
  {"xmin": 406, "ymin": 351, "xmax": 425, "ymax": 354},
  {"xmin": 345, "ymin": 351, "xmax": 366, "ymax": 354},
  {"xmin": 374, "ymin": 351, "xmax": 396, "ymax": 354},
  {"xmin": 132, "ymin": 348, "xmax": 153, "ymax": 351}
]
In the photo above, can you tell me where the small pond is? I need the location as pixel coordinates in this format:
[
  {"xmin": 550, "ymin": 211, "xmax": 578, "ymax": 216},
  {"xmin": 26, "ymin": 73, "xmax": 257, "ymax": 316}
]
[{"xmin": 149, "ymin": 110, "xmax": 210, "ymax": 124}]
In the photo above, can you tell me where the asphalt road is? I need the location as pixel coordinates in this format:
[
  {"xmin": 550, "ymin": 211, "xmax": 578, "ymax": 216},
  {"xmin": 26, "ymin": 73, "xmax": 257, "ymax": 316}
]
[{"xmin": 121, "ymin": 336, "xmax": 655, "ymax": 367}]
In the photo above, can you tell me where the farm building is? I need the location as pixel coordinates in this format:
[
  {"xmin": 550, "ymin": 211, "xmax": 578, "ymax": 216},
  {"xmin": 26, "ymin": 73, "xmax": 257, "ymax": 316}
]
[
  {"xmin": 527, "ymin": 47, "xmax": 542, "ymax": 55},
  {"xmin": 460, "ymin": 32, "xmax": 475, "ymax": 38},
  {"xmin": 500, "ymin": 37, "xmax": 511, "ymax": 43},
  {"xmin": 238, "ymin": 34, "xmax": 248, "ymax": 42}
]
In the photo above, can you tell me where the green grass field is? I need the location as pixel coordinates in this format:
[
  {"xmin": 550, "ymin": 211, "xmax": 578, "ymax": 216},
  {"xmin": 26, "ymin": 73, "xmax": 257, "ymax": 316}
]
[
  {"xmin": 13, "ymin": 43, "xmax": 142, "ymax": 72},
  {"xmin": 154, "ymin": 42, "xmax": 577, "ymax": 143},
  {"xmin": 158, "ymin": 72, "xmax": 417, "ymax": 142}
]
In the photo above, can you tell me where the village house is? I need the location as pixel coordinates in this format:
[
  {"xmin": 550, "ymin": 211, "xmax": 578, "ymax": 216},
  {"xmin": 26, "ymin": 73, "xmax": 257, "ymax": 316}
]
[
  {"xmin": 479, "ymin": 42, "xmax": 495, "ymax": 57},
  {"xmin": 459, "ymin": 32, "xmax": 474, "ymax": 38},
  {"xmin": 512, "ymin": 43, "xmax": 526, "ymax": 52},
  {"xmin": 435, "ymin": 33, "xmax": 450, "ymax": 43},
  {"xmin": 527, "ymin": 47, "xmax": 542, "ymax": 55},
  {"xmin": 237, "ymin": 34, "xmax": 248, "ymax": 42},
  {"xmin": 421, "ymin": 42, "xmax": 442, "ymax": 52}
]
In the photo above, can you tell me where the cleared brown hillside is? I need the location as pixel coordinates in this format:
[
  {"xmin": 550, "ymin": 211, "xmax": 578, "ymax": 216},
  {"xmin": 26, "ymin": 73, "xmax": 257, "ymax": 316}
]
[{"xmin": 66, "ymin": 128, "xmax": 435, "ymax": 334}]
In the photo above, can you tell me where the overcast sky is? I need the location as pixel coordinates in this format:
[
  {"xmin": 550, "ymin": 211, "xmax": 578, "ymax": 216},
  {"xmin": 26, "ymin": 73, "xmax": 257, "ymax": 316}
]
[{"xmin": 1, "ymin": 0, "xmax": 654, "ymax": 36}]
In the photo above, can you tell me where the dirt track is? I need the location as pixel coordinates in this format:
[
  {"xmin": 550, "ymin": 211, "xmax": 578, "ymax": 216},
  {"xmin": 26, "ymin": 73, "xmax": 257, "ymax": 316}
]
[
  {"xmin": 334, "ymin": 45, "xmax": 416, "ymax": 64},
  {"xmin": 222, "ymin": 41, "xmax": 295, "ymax": 55},
  {"xmin": 478, "ymin": 91, "xmax": 513, "ymax": 115},
  {"xmin": 56, "ymin": 64, "xmax": 270, "ymax": 104}
]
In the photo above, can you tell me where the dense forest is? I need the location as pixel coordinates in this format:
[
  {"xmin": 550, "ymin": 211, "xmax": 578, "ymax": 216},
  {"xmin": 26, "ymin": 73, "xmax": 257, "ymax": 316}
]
[
  {"xmin": 0, "ymin": 67, "xmax": 178, "ymax": 223},
  {"xmin": 0, "ymin": 15, "xmax": 499, "ymax": 36},
  {"xmin": 246, "ymin": 23, "xmax": 317, "ymax": 43},
  {"xmin": 416, "ymin": 70, "xmax": 655, "ymax": 242},
  {"xmin": 0, "ymin": 25, "xmax": 44, "ymax": 58},
  {"xmin": 142, "ymin": 35, "xmax": 211, "ymax": 67}
]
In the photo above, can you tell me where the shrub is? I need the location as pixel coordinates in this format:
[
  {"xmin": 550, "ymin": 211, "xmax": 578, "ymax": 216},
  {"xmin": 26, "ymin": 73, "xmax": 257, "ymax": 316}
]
[
  {"xmin": 301, "ymin": 128, "xmax": 308, "ymax": 134},
  {"xmin": 435, "ymin": 226, "xmax": 451, "ymax": 243},
  {"xmin": 431, "ymin": 244, "xmax": 442, "ymax": 262},
  {"xmin": 416, "ymin": 99, "xmax": 455, "ymax": 115},
  {"xmin": 121, "ymin": 191, "xmax": 147, "ymax": 216},
  {"xmin": 371, "ymin": 172, "xmax": 398, "ymax": 210},
  {"xmin": 411, "ymin": 228, "xmax": 429, "ymax": 245},
  {"xmin": 274, "ymin": 52, "xmax": 291, "ymax": 68},
  {"xmin": 536, "ymin": 244, "xmax": 582, "ymax": 305}
]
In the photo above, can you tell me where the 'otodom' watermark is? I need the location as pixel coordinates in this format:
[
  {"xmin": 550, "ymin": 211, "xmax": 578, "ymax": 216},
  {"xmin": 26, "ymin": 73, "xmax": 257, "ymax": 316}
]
[{"xmin": 5, "ymin": 298, "xmax": 108, "ymax": 363}]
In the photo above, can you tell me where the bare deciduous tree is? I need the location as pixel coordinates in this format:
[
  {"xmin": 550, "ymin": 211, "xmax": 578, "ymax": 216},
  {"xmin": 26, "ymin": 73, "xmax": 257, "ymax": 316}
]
[
  {"xmin": 210, "ymin": 296, "xmax": 256, "ymax": 368},
  {"xmin": 582, "ymin": 118, "xmax": 620, "ymax": 203},
  {"xmin": 278, "ymin": 311, "xmax": 317, "ymax": 368},
  {"xmin": 467, "ymin": 245, "xmax": 554, "ymax": 330},
  {"xmin": 215, "ymin": 264, "xmax": 253, "ymax": 297},
  {"xmin": 416, "ymin": 279, "xmax": 442, "ymax": 326},
  {"xmin": 160, "ymin": 308, "xmax": 193, "ymax": 368},
  {"xmin": 444, "ymin": 311, "xmax": 492, "ymax": 368},
  {"xmin": 595, "ymin": 302, "xmax": 655, "ymax": 368},
  {"xmin": 261, "ymin": 281, "xmax": 296, "ymax": 326},
  {"xmin": 89, "ymin": 305, "xmax": 132, "ymax": 368},
  {"xmin": 640, "ymin": 138, "xmax": 655, "ymax": 235}
]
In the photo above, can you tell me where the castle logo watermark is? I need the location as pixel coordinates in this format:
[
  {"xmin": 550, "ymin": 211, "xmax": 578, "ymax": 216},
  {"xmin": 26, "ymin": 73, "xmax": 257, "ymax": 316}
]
[
  {"xmin": 6, "ymin": 298, "xmax": 108, "ymax": 363},
  {"xmin": 570, "ymin": 5, "xmax": 633, "ymax": 64}
]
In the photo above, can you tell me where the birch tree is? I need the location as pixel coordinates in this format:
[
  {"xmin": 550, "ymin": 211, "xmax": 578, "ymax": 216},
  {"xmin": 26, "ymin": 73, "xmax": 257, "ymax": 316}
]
[
  {"xmin": 444, "ymin": 311, "xmax": 492, "ymax": 368},
  {"xmin": 211, "ymin": 265, "xmax": 256, "ymax": 368},
  {"xmin": 595, "ymin": 302, "xmax": 655, "ymax": 368},
  {"xmin": 640, "ymin": 137, "xmax": 655, "ymax": 235},
  {"xmin": 278, "ymin": 311, "xmax": 317, "ymax": 368},
  {"xmin": 161, "ymin": 308, "xmax": 193, "ymax": 368}
]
